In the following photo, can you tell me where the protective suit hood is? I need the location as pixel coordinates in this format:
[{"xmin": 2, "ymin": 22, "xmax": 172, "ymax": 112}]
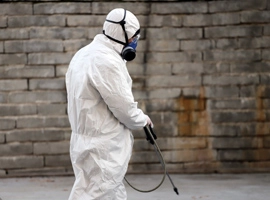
[{"xmin": 103, "ymin": 8, "xmax": 140, "ymax": 54}]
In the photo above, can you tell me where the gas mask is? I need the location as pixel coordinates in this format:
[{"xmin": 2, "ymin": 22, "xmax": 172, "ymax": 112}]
[
  {"xmin": 121, "ymin": 34, "xmax": 140, "ymax": 61},
  {"xmin": 103, "ymin": 9, "xmax": 140, "ymax": 61}
]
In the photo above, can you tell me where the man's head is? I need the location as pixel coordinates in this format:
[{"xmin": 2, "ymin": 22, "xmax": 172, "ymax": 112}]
[{"xmin": 103, "ymin": 8, "xmax": 140, "ymax": 61}]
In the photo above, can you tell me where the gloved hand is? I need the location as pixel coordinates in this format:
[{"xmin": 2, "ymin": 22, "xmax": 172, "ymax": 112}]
[
  {"xmin": 143, "ymin": 124, "xmax": 157, "ymax": 145},
  {"xmin": 146, "ymin": 115, "xmax": 154, "ymax": 128}
]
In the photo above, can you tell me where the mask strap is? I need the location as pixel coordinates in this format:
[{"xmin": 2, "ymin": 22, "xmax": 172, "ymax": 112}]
[
  {"xmin": 131, "ymin": 29, "xmax": 140, "ymax": 38},
  {"xmin": 103, "ymin": 9, "xmax": 129, "ymax": 46}
]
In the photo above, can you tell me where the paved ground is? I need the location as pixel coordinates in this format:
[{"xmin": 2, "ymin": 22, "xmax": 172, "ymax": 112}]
[{"xmin": 0, "ymin": 173, "xmax": 269, "ymax": 200}]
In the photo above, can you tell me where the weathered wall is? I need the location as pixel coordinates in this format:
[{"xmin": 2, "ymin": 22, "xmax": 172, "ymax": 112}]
[{"xmin": 0, "ymin": 0, "xmax": 270, "ymax": 176}]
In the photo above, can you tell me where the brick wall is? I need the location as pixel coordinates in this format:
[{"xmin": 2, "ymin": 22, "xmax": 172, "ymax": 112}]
[{"xmin": 0, "ymin": 0, "xmax": 270, "ymax": 176}]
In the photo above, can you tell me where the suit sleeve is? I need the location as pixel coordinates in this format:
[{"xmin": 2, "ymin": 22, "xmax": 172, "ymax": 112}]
[{"xmin": 89, "ymin": 59, "xmax": 147, "ymax": 130}]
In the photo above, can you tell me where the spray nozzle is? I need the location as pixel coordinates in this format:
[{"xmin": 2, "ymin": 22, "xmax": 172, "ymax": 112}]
[{"xmin": 174, "ymin": 187, "xmax": 179, "ymax": 195}]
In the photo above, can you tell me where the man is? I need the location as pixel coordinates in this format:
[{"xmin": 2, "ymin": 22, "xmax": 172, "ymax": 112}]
[{"xmin": 65, "ymin": 8, "xmax": 153, "ymax": 200}]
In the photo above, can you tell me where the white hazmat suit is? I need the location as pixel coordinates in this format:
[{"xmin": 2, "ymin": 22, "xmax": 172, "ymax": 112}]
[{"xmin": 66, "ymin": 8, "xmax": 149, "ymax": 200}]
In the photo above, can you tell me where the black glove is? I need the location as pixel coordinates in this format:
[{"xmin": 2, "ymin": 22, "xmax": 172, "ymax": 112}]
[{"xmin": 143, "ymin": 125, "xmax": 157, "ymax": 145}]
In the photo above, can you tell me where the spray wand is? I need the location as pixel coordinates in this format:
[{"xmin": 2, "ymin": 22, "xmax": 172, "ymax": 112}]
[{"xmin": 125, "ymin": 125, "xmax": 179, "ymax": 195}]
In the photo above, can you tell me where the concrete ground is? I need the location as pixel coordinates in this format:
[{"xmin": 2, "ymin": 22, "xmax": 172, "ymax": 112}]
[{"xmin": 0, "ymin": 173, "xmax": 269, "ymax": 200}]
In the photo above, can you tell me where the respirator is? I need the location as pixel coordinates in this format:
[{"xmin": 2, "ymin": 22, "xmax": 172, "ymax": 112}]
[
  {"xmin": 121, "ymin": 34, "xmax": 140, "ymax": 61},
  {"xmin": 103, "ymin": 9, "xmax": 140, "ymax": 61}
]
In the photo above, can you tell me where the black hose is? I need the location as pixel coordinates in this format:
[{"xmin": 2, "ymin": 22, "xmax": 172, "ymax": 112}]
[{"xmin": 124, "ymin": 126, "xmax": 179, "ymax": 195}]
